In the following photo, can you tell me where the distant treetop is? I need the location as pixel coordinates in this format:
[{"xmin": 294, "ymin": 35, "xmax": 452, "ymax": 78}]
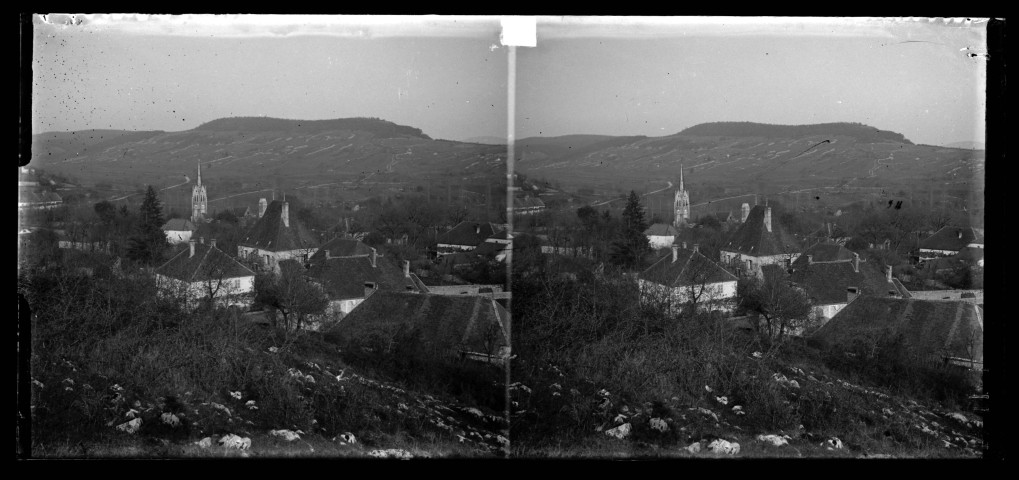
[
  {"xmin": 192, "ymin": 117, "xmax": 431, "ymax": 140},
  {"xmin": 676, "ymin": 121, "xmax": 913, "ymax": 145}
]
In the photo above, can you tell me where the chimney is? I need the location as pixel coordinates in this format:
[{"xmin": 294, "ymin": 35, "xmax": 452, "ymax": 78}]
[
  {"xmin": 672, "ymin": 244, "xmax": 678, "ymax": 263},
  {"xmin": 852, "ymin": 252, "xmax": 859, "ymax": 273},
  {"xmin": 324, "ymin": 248, "xmax": 331, "ymax": 260},
  {"xmin": 370, "ymin": 247, "xmax": 377, "ymax": 268},
  {"xmin": 200, "ymin": 237, "xmax": 205, "ymax": 245},
  {"xmin": 957, "ymin": 230, "xmax": 962, "ymax": 239},
  {"xmin": 764, "ymin": 207, "xmax": 772, "ymax": 233},
  {"xmin": 682, "ymin": 241, "xmax": 687, "ymax": 249},
  {"xmin": 210, "ymin": 238, "xmax": 217, "ymax": 249},
  {"xmin": 258, "ymin": 198, "xmax": 267, "ymax": 218},
  {"xmin": 741, "ymin": 203, "xmax": 750, "ymax": 223},
  {"xmin": 886, "ymin": 265, "xmax": 893, "ymax": 283},
  {"xmin": 364, "ymin": 282, "xmax": 377, "ymax": 299},
  {"xmin": 282, "ymin": 202, "xmax": 289, "ymax": 228},
  {"xmin": 189, "ymin": 239, "xmax": 196, "ymax": 258},
  {"xmin": 692, "ymin": 243, "xmax": 699, "ymax": 254},
  {"xmin": 807, "ymin": 254, "xmax": 813, "ymax": 264},
  {"xmin": 847, "ymin": 286, "xmax": 859, "ymax": 304},
  {"xmin": 476, "ymin": 225, "xmax": 481, "ymax": 235},
  {"xmin": 403, "ymin": 260, "xmax": 411, "ymax": 278}
]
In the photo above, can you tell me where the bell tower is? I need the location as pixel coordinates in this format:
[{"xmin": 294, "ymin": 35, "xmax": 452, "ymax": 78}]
[
  {"xmin": 191, "ymin": 162, "xmax": 208, "ymax": 223},
  {"xmin": 673, "ymin": 164, "xmax": 690, "ymax": 227}
]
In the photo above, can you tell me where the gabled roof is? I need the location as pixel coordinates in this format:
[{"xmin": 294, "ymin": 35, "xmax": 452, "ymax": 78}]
[
  {"xmin": 333, "ymin": 290, "xmax": 509, "ymax": 355},
  {"xmin": 920, "ymin": 226, "xmax": 981, "ymax": 252},
  {"xmin": 155, "ymin": 243, "xmax": 255, "ymax": 283},
  {"xmin": 436, "ymin": 221, "xmax": 500, "ymax": 248},
  {"xmin": 513, "ymin": 196, "xmax": 546, "ymax": 209},
  {"xmin": 720, "ymin": 205, "xmax": 801, "ymax": 257},
  {"xmin": 786, "ymin": 259, "xmax": 899, "ymax": 306},
  {"xmin": 238, "ymin": 200, "xmax": 319, "ymax": 252},
  {"xmin": 306, "ymin": 255, "xmax": 414, "ymax": 301},
  {"xmin": 957, "ymin": 246, "xmax": 984, "ymax": 264},
  {"xmin": 644, "ymin": 223, "xmax": 680, "ymax": 237},
  {"xmin": 310, "ymin": 237, "xmax": 374, "ymax": 263},
  {"xmin": 792, "ymin": 242, "xmax": 856, "ymax": 265},
  {"xmin": 640, "ymin": 247, "xmax": 737, "ymax": 287},
  {"xmin": 162, "ymin": 218, "xmax": 196, "ymax": 232},
  {"xmin": 473, "ymin": 240, "xmax": 511, "ymax": 259},
  {"xmin": 813, "ymin": 297, "xmax": 983, "ymax": 363}
]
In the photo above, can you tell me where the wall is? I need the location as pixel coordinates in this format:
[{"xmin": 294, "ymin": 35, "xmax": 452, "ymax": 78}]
[
  {"xmin": 647, "ymin": 234, "xmax": 675, "ymax": 249},
  {"xmin": 238, "ymin": 246, "xmax": 318, "ymax": 271},
  {"xmin": 638, "ymin": 278, "xmax": 738, "ymax": 313},
  {"xmin": 425, "ymin": 284, "xmax": 505, "ymax": 296},
  {"xmin": 155, "ymin": 273, "xmax": 255, "ymax": 308},
  {"xmin": 165, "ymin": 230, "xmax": 193, "ymax": 244},
  {"xmin": 719, "ymin": 250, "xmax": 800, "ymax": 278}
]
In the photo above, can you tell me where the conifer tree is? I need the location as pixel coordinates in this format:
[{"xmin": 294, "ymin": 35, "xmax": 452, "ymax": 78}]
[
  {"xmin": 127, "ymin": 186, "xmax": 167, "ymax": 265},
  {"xmin": 610, "ymin": 190, "xmax": 650, "ymax": 268}
]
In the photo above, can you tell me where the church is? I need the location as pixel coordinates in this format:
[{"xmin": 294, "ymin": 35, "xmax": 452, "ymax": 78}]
[
  {"xmin": 643, "ymin": 165, "xmax": 690, "ymax": 249},
  {"xmin": 192, "ymin": 162, "xmax": 208, "ymax": 223}
]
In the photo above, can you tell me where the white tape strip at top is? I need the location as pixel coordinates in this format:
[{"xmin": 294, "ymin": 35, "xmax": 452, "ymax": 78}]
[{"xmin": 500, "ymin": 16, "xmax": 536, "ymax": 47}]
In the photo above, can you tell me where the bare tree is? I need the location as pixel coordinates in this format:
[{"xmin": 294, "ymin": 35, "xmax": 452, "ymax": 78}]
[
  {"xmin": 736, "ymin": 274, "xmax": 811, "ymax": 345},
  {"xmin": 253, "ymin": 266, "xmax": 329, "ymax": 335}
]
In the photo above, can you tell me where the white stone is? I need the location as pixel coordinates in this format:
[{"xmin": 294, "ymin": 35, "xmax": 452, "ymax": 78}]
[
  {"xmin": 338, "ymin": 432, "xmax": 356, "ymax": 444},
  {"xmin": 270, "ymin": 429, "xmax": 301, "ymax": 441},
  {"xmin": 732, "ymin": 405, "xmax": 745, "ymax": 415},
  {"xmin": 605, "ymin": 423, "xmax": 632, "ymax": 439},
  {"xmin": 195, "ymin": 437, "xmax": 212, "ymax": 448},
  {"xmin": 161, "ymin": 412, "xmax": 181, "ymax": 427},
  {"xmin": 686, "ymin": 442, "xmax": 702, "ymax": 454},
  {"xmin": 825, "ymin": 437, "xmax": 844, "ymax": 450},
  {"xmin": 649, "ymin": 417, "xmax": 669, "ymax": 432},
  {"xmin": 757, "ymin": 434, "xmax": 790, "ymax": 447},
  {"xmin": 219, "ymin": 434, "xmax": 251, "ymax": 450},
  {"xmin": 116, "ymin": 417, "xmax": 142, "ymax": 434},
  {"xmin": 230, "ymin": 391, "xmax": 242, "ymax": 400},
  {"xmin": 707, "ymin": 439, "xmax": 740, "ymax": 455},
  {"xmin": 715, "ymin": 396, "xmax": 729, "ymax": 405},
  {"xmin": 368, "ymin": 448, "xmax": 413, "ymax": 459}
]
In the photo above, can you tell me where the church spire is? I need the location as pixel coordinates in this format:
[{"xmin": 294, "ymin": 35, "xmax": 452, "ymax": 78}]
[
  {"xmin": 679, "ymin": 163, "xmax": 684, "ymax": 192},
  {"xmin": 197, "ymin": 162, "xmax": 202, "ymax": 186}
]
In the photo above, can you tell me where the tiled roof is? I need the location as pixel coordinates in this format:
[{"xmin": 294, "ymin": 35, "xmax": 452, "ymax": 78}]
[
  {"xmin": 473, "ymin": 240, "xmax": 511, "ymax": 259},
  {"xmin": 813, "ymin": 297, "xmax": 983, "ymax": 363},
  {"xmin": 162, "ymin": 218, "xmax": 196, "ymax": 232},
  {"xmin": 436, "ymin": 221, "xmax": 500, "ymax": 248},
  {"xmin": 155, "ymin": 243, "xmax": 255, "ymax": 283},
  {"xmin": 786, "ymin": 259, "xmax": 900, "ymax": 305},
  {"xmin": 644, "ymin": 223, "xmax": 680, "ymax": 237},
  {"xmin": 310, "ymin": 237, "xmax": 374, "ymax": 263},
  {"xmin": 792, "ymin": 242, "xmax": 856, "ymax": 265},
  {"xmin": 239, "ymin": 200, "xmax": 320, "ymax": 252},
  {"xmin": 920, "ymin": 226, "xmax": 981, "ymax": 252},
  {"xmin": 640, "ymin": 247, "xmax": 737, "ymax": 287},
  {"xmin": 720, "ymin": 205, "xmax": 801, "ymax": 256},
  {"xmin": 306, "ymin": 255, "xmax": 414, "ymax": 301},
  {"xmin": 513, "ymin": 196, "xmax": 546, "ymax": 209},
  {"xmin": 332, "ymin": 291, "xmax": 509, "ymax": 355}
]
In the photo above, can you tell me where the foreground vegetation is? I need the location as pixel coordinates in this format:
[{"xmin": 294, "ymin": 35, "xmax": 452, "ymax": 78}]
[
  {"xmin": 510, "ymin": 255, "xmax": 984, "ymax": 458},
  {"xmin": 20, "ymin": 264, "xmax": 506, "ymax": 458}
]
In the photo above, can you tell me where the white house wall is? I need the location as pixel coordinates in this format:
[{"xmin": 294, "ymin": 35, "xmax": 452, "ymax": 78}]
[
  {"xmin": 647, "ymin": 235, "xmax": 675, "ymax": 250},
  {"xmin": 165, "ymin": 230, "xmax": 193, "ymax": 244},
  {"xmin": 638, "ymin": 279, "xmax": 738, "ymax": 313}
]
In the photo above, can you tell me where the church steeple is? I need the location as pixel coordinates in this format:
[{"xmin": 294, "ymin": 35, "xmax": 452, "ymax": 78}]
[
  {"xmin": 191, "ymin": 162, "xmax": 208, "ymax": 224},
  {"xmin": 673, "ymin": 163, "xmax": 691, "ymax": 227},
  {"xmin": 679, "ymin": 164, "xmax": 684, "ymax": 192}
]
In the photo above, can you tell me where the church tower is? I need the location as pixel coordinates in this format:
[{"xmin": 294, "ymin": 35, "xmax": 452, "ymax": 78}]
[
  {"xmin": 673, "ymin": 164, "xmax": 690, "ymax": 227},
  {"xmin": 191, "ymin": 162, "xmax": 208, "ymax": 223}
]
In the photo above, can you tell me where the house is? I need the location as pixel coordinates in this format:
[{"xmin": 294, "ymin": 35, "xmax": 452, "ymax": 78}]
[
  {"xmin": 813, "ymin": 296, "xmax": 983, "ymax": 372},
  {"xmin": 805, "ymin": 222, "xmax": 851, "ymax": 246},
  {"xmin": 434, "ymin": 221, "xmax": 501, "ymax": 257},
  {"xmin": 237, "ymin": 198, "xmax": 320, "ymax": 272},
  {"xmin": 472, "ymin": 230, "xmax": 513, "ymax": 263},
  {"xmin": 639, "ymin": 243, "xmax": 739, "ymax": 313},
  {"xmin": 305, "ymin": 249, "xmax": 419, "ymax": 318},
  {"xmin": 644, "ymin": 223, "xmax": 681, "ymax": 250},
  {"xmin": 719, "ymin": 204, "xmax": 802, "ymax": 278},
  {"xmin": 309, "ymin": 236, "xmax": 376, "ymax": 264},
  {"xmin": 513, "ymin": 195, "xmax": 546, "ymax": 215},
  {"xmin": 919, "ymin": 226, "xmax": 984, "ymax": 262},
  {"xmin": 776, "ymin": 248, "xmax": 910, "ymax": 329},
  {"xmin": 332, "ymin": 290, "xmax": 510, "ymax": 365},
  {"xmin": 155, "ymin": 237, "xmax": 256, "ymax": 308},
  {"xmin": 161, "ymin": 218, "xmax": 197, "ymax": 244}
]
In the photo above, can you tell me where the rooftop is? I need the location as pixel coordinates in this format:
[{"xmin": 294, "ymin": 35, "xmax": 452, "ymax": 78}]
[
  {"xmin": 238, "ymin": 200, "xmax": 320, "ymax": 252},
  {"xmin": 720, "ymin": 205, "xmax": 801, "ymax": 257},
  {"xmin": 436, "ymin": 221, "xmax": 501, "ymax": 248},
  {"xmin": 640, "ymin": 246, "xmax": 738, "ymax": 287},
  {"xmin": 155, "ymin": 242, "xmax": 255, "ymax": 283}
]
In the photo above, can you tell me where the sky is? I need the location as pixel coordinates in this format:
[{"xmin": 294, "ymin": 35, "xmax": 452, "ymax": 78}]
[
  {"xmin": 32, "ymin": 16, "xmax": 987, "ymax": 146},
  {"xmin": 517, "ymin": 17, "xmax": 988, "ymax": 146},
  {"xmin": 32, "ymin": 15, "xmax": 508, "ymax": 141}
]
